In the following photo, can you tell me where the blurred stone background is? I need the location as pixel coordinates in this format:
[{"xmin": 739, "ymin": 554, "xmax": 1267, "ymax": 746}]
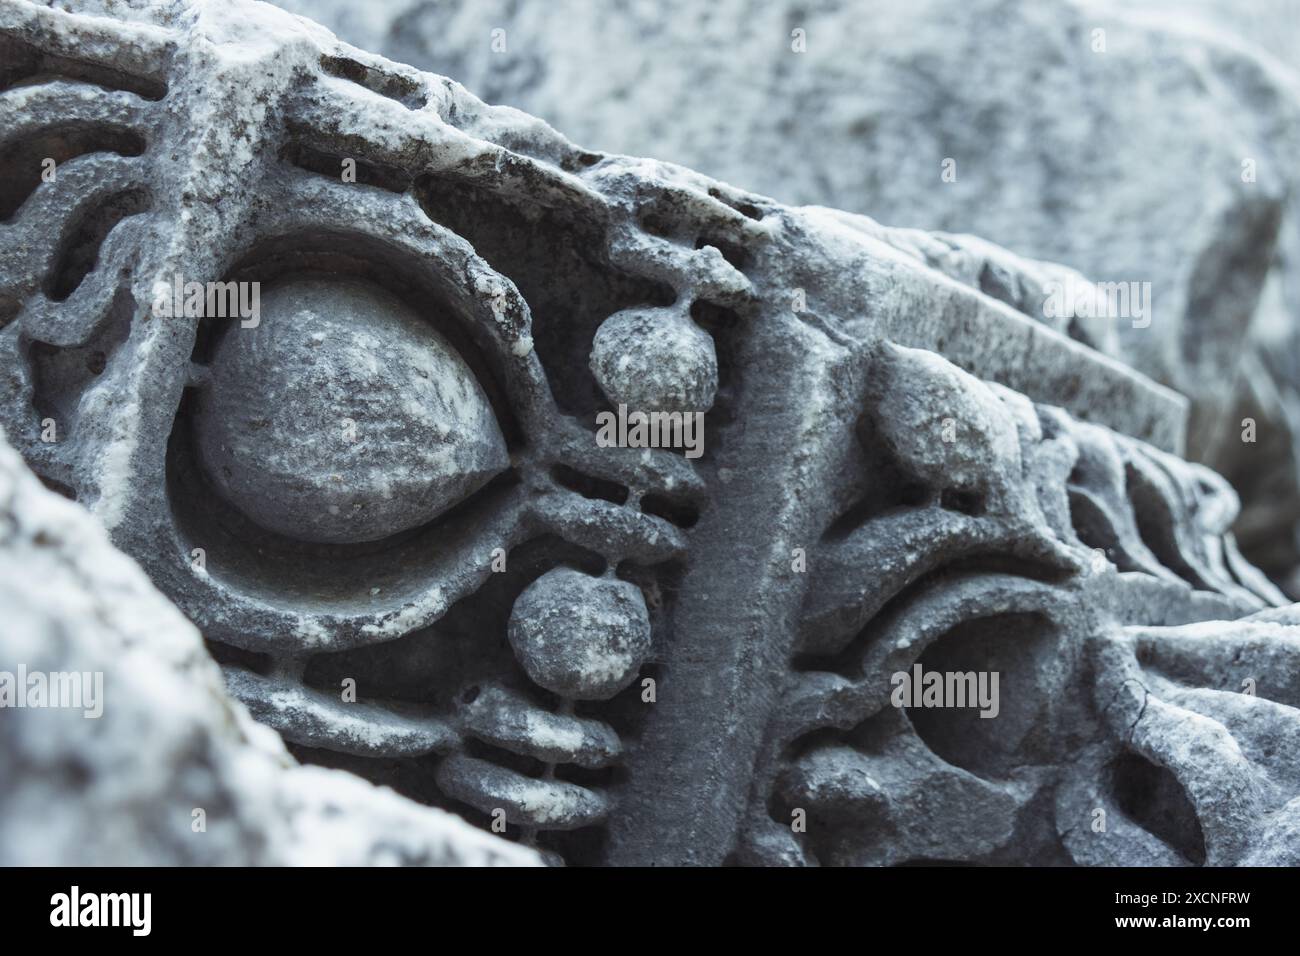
[{"xmin": 269, "ymin": 0, "xmax": 1300, "ymax": 595}]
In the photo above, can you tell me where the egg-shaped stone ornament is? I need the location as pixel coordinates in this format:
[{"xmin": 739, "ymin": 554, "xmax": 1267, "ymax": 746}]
[{"xmin": 194, "ymin": 277, "xmax": 509, "ymax": 544}]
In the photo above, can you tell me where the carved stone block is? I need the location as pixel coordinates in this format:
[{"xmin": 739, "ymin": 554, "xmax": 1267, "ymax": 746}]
[{"xmin": 0, "ymin": 0, "xmax": 1296, "ymax": 867}]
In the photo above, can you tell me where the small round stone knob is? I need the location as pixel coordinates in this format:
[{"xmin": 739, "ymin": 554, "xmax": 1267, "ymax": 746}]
[
  {"xmin": 507, "ymin": 567, "xmax": 652, "ymax": 700},
  {"xmin": 589, "ymin": 306, "xmax": 717, "ymax": 413}
]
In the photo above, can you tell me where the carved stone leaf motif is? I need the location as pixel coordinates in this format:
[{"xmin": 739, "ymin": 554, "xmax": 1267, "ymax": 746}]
[
  {"xmin": 738, "ymin": 344, "xmax": 1297, "ymax": 866},
  {"xmin": 0, "ymin": 0, "xmax": 1295, "ymax": 867}
]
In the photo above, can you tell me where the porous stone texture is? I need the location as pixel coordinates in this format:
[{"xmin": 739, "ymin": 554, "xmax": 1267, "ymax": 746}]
[
  {"xmin": 284, "ymin": 0, "xmax": 1300, "ymax": 595},
  {"xmin": 0, "ymin": 0, "xmax": 1298, "ymax": 868},
  {"xmin": 0, "ymin": 429, "xmax": 538, "ymax": 866}
]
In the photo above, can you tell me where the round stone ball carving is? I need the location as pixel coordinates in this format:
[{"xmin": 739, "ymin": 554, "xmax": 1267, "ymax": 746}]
[
  {"xmin": 507, "ymin": 567, "xmax": 652, "ymax": 700},
  {"xmin": 193, "ymin": 277, "xmax": 508, "ymax": 544},
  {"xmin": 589, "ymin": 306, "xmax": 718, "ymax": 413}
]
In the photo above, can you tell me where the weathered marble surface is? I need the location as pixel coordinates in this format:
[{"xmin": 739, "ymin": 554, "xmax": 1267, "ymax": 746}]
[{"xmin": 0, "ymin": 0, "xmax": 1297, "ymax": 867}]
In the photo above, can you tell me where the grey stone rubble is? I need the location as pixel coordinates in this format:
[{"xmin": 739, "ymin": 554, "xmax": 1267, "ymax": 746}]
[
  {"xmin": 0, "ymin": 0, "xmax": 1296, "ymax": 866},
  {"xmin": 288, "ymin": 0, "xmax": 1300, "ymax": 597},
  {"xmin": 0, "ymin": 428, "xmax": 539, "ymax": 866}
]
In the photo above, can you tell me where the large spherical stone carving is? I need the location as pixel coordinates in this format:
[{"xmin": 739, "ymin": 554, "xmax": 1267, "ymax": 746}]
[
  {"xmin": 507, "ymin": 568, "xmax": 652, "ymax": 700},
  {"xmin": 589, "ymin": 306, "xmax": 717, "ymax": 413},
  {"xmin": 194, "ymin": 277, "xmax": 508, "ymax": 544}
]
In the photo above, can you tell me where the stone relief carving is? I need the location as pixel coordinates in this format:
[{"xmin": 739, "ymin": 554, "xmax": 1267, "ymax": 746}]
[{"xmin": 0, "ymin": 0, "xmax": 1297, "ymax": 868}]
